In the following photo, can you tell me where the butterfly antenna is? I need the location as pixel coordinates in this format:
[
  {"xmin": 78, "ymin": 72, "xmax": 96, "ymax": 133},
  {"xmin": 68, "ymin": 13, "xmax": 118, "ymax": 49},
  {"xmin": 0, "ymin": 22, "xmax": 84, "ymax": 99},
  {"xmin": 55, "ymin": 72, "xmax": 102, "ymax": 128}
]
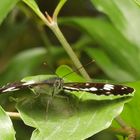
[
  {"xmin": 43, "ymin": 62, "xmax": 56, "ymax": 75},
  {"xmin": 62, "ymin": 60, "xmax": 95, "ymax": 78}
]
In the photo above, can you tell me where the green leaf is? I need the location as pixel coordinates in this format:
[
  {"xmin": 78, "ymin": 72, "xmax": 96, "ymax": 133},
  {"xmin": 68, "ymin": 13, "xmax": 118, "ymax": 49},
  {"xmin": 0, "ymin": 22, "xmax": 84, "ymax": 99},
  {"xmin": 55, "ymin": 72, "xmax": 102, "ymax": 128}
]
[
  {"xmin": 86, "ymin": 48, "xmax": 135, "ymax": 82},
  {"xmin": 23, "ymin": 0, "xmax": 40, "ymax": 14},
  {"xmin": 16, "ymin": 65, "xmax": 133, "ymax": 140},
  {"xmin": 89, "ymin": 0, "xmax": 140, "ymax": 79},
  {"xmin": 0, "ymin": 106, "xmax": 15, "ymax": 140},
  {"xmin": 56, "ymin": 65, "xmax": 86, "ymax": 82},
  {"xmin": 59, "ymin": 0, "xmax": 140, "ymax": 82},
  {"xmin": 91, "ymin": 0, "xmax": 140, "ymax": 48},
  {"xmin": 17, "ymin": 96, "xmax": 131, "ymax": 140},
  {"xmin": 135, "ymin": 0, "xmax": 140, "ymax": 6},
  {"xmin": 120, "ymin": 81, "xmax": 140, "ymax": 130},
  {"xmin": 0, "ymin": 0, "xmax": 19, "ymax": 24},
  {"xmin": 23, "ymin": 0, "xmax": 46, "ymax": 23},
  {"xmin": 0, "ymin": 48, "xmax": 46, "ymax": 84},
  {"xmin": 60, "ymin": 17, "xmax": 140, "ymax": 81}
]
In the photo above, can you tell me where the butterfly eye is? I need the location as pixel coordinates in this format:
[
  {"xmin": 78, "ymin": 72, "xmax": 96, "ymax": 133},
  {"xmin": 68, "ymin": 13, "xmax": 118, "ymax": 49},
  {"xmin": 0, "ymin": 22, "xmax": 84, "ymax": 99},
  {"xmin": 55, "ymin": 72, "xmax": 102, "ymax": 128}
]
[{"xmin": 53, "ymin": 79, "xmax": 60, "ymax": 88}]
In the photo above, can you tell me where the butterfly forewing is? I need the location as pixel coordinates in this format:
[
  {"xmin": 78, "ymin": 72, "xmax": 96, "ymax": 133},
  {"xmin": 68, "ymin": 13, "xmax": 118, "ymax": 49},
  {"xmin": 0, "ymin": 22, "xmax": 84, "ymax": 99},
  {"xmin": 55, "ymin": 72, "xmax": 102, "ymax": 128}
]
[
  {"xmin": 0, "ymin": 77, "xmax": 63, "ymax": 95},
  {"xmin": 63, "ymin": 83, "xmax": 134, "ymax": 95},
  {"xmin": 0, "ymin": 81, "xmax": 54, "ymax": 93}
]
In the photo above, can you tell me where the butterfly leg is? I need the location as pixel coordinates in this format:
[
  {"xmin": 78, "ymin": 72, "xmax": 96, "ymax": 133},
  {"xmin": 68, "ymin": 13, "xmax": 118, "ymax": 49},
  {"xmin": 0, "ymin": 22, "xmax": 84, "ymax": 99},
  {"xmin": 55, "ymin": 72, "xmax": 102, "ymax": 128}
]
[{"xmin": 45, "ymin": 99, "xmax": 50, "ymax": 120}]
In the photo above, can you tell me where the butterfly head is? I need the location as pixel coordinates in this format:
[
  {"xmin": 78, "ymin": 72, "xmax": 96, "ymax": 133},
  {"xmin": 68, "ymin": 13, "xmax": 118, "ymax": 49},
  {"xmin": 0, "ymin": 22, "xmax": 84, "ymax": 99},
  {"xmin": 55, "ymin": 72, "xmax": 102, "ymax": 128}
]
[{"xmin": 43, "ymin": 77, "xmax": 64, "ymax": 96}]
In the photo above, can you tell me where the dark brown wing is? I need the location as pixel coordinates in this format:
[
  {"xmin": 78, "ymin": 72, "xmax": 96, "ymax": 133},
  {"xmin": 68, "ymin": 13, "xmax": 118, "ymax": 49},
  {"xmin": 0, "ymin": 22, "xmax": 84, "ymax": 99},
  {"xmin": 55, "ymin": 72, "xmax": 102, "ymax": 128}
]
[
  {"xmin": 0, "ymin": 81, "xmax": 50, "ymax": 93},
  {"xmin": 0, "ymin": 81, "xmax": 36, "ymax": 93},
  {"xmin": 0, "ymin": 77, "xmax": 63, "ymax": 94},
  {"xmin": 63, "ymin": 82, "xmax": 134, "ymax": 95}
]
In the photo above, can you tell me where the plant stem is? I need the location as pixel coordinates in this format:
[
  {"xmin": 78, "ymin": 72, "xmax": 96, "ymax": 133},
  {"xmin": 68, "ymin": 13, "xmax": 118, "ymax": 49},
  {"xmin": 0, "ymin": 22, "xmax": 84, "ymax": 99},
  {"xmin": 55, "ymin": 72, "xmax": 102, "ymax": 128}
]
[
  {"xmin": 50, "ymin": 23, "xmax": 91, "ymax": 81},
  {"xmin": 49, "ymin": 0, "xmax": 91, "ymax": 80},
  {"xmin": 23, "ymin": 0, "xmax": 91, "ymax": 81}
]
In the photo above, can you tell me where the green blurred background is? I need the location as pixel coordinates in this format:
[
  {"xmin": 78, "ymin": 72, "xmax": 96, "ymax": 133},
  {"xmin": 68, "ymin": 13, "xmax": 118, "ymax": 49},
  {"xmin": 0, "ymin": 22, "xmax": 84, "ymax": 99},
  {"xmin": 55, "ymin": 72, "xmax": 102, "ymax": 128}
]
[
  {"xmin": 0, "ymin": 0, "xmax": 139, "ymax": 139},
  {"xmin": 1, "ymin": 0, "xmax": 140, "ymax": 85}
]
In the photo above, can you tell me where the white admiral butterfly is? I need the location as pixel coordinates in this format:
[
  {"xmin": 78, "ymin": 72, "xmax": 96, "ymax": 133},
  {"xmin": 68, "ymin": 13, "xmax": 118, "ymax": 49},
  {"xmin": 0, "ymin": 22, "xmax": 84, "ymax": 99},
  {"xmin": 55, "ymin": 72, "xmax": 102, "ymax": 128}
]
[{"xmin": 0, "ymin": 76, "xmax": 134, "ymax": 96}]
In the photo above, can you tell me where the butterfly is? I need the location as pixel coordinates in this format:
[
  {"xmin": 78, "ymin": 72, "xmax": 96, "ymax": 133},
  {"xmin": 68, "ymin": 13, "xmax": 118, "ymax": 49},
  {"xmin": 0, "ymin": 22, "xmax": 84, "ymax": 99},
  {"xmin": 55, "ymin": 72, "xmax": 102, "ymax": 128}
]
[{"xmin": 0, "ymin": 76, "xmax": 134, "ymax": 96}]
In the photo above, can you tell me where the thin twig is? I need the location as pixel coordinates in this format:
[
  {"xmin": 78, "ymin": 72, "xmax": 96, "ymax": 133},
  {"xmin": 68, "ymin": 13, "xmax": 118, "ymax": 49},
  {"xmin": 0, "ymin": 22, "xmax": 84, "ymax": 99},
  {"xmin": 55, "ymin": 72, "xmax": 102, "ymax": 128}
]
[
  {"xmin": 115, "ymin": 116, "xmax": 137, "ymax": 140},
  {"xmin": 50, "ymin": 24, "xmax": 91, "ymax": 81},
  {"xmin": 53, "ymin": 0, "xmax": 67, "ymax": 22},
  {"xmin": 107, "ymin": 127, "xmax": 140, "ymax": 139},
  {"xmin": 6, "ymin": 111, "xmax": 21, "ymax": 120}
]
